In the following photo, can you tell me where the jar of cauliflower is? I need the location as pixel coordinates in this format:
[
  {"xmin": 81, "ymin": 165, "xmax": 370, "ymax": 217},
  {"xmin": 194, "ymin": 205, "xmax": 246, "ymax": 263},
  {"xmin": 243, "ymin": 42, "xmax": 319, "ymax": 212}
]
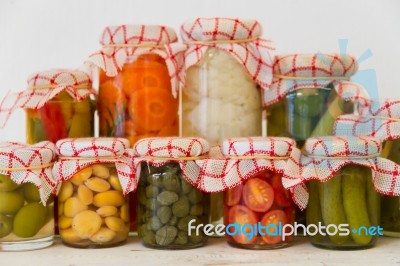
[
  {"xmin": 179, "ymin": 18, "xmax": 274, "ymax": 231},
  {"xmin": 54, "ymin": 138, "xmax": 132, "ymax": 248}
]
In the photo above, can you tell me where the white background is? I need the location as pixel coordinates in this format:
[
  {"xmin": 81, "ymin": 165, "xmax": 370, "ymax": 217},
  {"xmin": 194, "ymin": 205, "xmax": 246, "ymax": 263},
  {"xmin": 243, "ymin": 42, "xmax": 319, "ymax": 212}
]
[{"xmin": 0, "ymin": 0, "xmax": 399, "ymax": 142}]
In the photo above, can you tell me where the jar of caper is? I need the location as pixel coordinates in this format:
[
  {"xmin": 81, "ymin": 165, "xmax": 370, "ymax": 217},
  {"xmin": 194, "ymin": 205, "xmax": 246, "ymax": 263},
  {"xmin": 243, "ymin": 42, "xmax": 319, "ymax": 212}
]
[{"xmin": 133, "ymin": 137, "xmax": 210, "ymax": 249}]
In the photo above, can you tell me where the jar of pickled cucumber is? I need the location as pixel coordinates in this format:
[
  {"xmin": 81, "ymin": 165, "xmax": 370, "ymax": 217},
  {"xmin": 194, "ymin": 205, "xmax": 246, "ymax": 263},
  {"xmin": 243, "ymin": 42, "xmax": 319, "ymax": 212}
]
[
  {"xmin": 85, "ymin": 24, "xmax": 181, "ymax": 147},
  {"xmin": 132, "ymin": 137, "xmax": 210, "ymax": 249},
  {"xmin": 334, "ymin": 99, "xmax": 400, "ymax": 237},
  {"xmin": 265, "ymin": 54, "xmax": 370, "ymax": 149},
  {"xmin": 0, "ymin": 69, "xmax": 96, "ymax": 144},
  {"xmin": 220, "ymin": 137, "xmax": 298, "ymax": 249},
  {"xmin": 178, "ymin": 18, "xmax": 275, "ymax": 232},
  {"xmin": 0, "ymin": 141, "xmax": 57, "ymax": 251},
  {"xmin": 282, "ymin": 136, "xmax": 400, "ymax": 250},
  {"xmin": 53, "ymin": 138, "xmax": 133, "ymax": 248}
]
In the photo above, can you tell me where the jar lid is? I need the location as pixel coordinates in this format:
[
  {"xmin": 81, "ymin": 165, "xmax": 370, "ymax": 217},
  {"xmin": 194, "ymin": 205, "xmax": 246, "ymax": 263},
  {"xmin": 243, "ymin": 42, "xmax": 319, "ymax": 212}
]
[
  {"xmin": 357, "ymin": 99, "xmax": 400, "ymax": 118},
  {"xmin": 222, "ymin": 137, "xmax": 296, "ymax": 158},
  {"xmin": 0, "ymin": 141, "xmax": 56, "ymax": 169},
  {"xmin": 133, "ymin": 137, "xmax": 209, "ymax": 158},
  {"xmin": 304, "ymin": 136, "xmax": 381, "ymax": 158},
  {"xmin": 100, "ymin": 24, "xmax": 178, "ymax": 46},
  {"xmin": 180, "ymin": 18, "xmax": 262, "ymax": 42},
  {"xmin": 27, "ymin": 69, "xmax": 91, "ymax": 90},
  {"xmin": 273, "ymin": 53, "xmax": 358, "ymax": 78},
  {"xmin": 56, "ymin": 138, "xmax": 130, "ymax": 158}
]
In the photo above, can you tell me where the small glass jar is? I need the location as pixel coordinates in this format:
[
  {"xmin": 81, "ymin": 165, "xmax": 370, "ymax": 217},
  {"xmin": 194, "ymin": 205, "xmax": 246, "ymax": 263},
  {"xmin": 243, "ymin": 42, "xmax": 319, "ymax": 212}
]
[
  {"xmin": 220, "ymin": 137, "xmax": 296, "ymax": 249},
  {"xmin": 180, "ymin": 18, "xmax": 274, "ymax": 232},
  {"xmin": 24, "ymin": 69, "xmax": 95, "ymax": 144},
  {"xmin": 286, "ymin": 136, "xmax": 389, "ymax": 250},
  {"xmin": 334, "ymin": 99, "xmax": 400, "ymax": 237},
  {"xmin": 0, "ymin": 141, "xmax": 56, "ymax": 251},
  {"xmin": 54, "ymin": 138, "xmax": 132, "ymax": 248},
  {"xmin": 133, "ymin": 137, "xmax": 210, "ymax": 249}
]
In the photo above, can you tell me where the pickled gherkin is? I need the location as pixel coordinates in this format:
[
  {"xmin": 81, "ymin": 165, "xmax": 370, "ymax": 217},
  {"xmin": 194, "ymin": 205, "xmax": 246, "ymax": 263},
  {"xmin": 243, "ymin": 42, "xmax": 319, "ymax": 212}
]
[
  {"xmin": 307, "ymin": 165, "xmax": 379, "ymax": 249},
  {"xmin": 137, "ymin": 162, "xmax": 208, "ymax": 249}
]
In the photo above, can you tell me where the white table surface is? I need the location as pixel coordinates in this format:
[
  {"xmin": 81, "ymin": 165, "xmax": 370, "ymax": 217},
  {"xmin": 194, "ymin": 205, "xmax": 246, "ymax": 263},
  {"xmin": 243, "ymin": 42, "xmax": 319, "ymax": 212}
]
[{"xmin": 0, "ymin": 236, "xmax": 399, "ymax": 266}]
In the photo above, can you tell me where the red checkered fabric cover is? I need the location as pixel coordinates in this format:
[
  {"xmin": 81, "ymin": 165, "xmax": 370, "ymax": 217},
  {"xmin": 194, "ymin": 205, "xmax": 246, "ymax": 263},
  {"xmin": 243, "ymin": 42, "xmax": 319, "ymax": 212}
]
[
  {"xmin": 263, "ymin": 53, "xmax": 370, "ymax": 107},
  {"xmin": 197, "ymin": 137, "xmax": 299, "ymax": 192},
  {"xmin": 282, "ymin": 136, "xmax": 400, "ymax": 210},
  {"xmin": 130, "ymin": 137, "xmax": 210, "ymax": 193},
  {"xmin": 85, "ymin": 24, "xmax": 183, "ymax": 97},
  {"xmin": 334, "ymin": 100, "xmax": 400, "ymax": 141},
  {"xmin": 0, "ymin": 69, "xmax": 95, "ymax": 128},
  {"xmin": 53, "ymin": 138, "xmax": 134, "ymax": 195},
  {"xmin": 170, "ymin": 18, "xmax": 275, "ymax": 89},
  {"xmin": 0, "ymin": 141, "xmax": 57, "ymax": 205}
]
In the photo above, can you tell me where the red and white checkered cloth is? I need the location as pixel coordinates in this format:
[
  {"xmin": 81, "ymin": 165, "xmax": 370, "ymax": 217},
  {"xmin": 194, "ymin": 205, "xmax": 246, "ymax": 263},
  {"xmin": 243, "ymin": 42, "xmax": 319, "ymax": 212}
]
[
  {"xmin": 197, "ymin": 137, "xmax": 300, "ymax": 192},
  {"xmin": 0, "ymin": 141, "xmax": 57, "ymax": 205},
  {"xmin": 263, "ymin": 53, "xmax": 370, "ymax": 108},
  {"xmin": 0, "ymin": 69, "xmax": 96, "ymax": 128},
  {"xmin": 53, "ymin": 138, "xmax": 134, "ymax": 195},
  {"xmin": 129, "ymin": 137, "xmax": 210, "ymax": 193},
  {"xmin": 282, "ymin": 136, "xmax": 400, "ymax": 210},
  {"xmin": 85, "ymin": 24, "xmax": 183, "ymax": 98},
  {"xmin": 334, "ymin": 100, "xmax": 400, "ymax": 141},
  {"xmin": 169, "ymin": 18, "xmax": 275, "ymax": 89}
]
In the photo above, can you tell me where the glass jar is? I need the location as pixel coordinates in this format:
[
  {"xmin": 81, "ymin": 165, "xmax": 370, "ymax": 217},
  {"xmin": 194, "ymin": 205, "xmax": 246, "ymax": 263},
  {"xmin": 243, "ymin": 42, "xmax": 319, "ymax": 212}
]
[
  {"xmin": 137, "ymin": 162, "xmax": 209, "ymax": 249},
  {"xmin": 224, "ymin": 170, "xmax": 295, "ymax": 249},
  {"xmin": 307, "ymin": 165, "xmax": 379, "ymax": 249},
  {"xmin": 284, "ymin": 136, "xmax": 390, "ymax": 250},
  {"xmin": 54, "ymin": 138, "xmax": 132, "ymax": 248},
  {"xmin": 0, "ymin": 141, "xmax": 56, "ymax": 251},
  {"xmin": 98, "ymin": 53, "xmax": 179, "ymax": 144},
  {"xmin": 58, "ymin": 164, "xmax": 129, "ymax": 248}
]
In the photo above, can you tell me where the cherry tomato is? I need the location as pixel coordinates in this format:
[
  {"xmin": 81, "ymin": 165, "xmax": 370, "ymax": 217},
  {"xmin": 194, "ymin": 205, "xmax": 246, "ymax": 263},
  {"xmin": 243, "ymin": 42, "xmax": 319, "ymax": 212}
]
[
  {"xmin": 225, "ymin": 185, "xmax": 243, "ymax": 206},
  {"xmin": 270, "ymin": 173, "xmax": 284, "ymax": 190},
  {"xmin": 243, "ymin": 178, "xmax": 274, "ymax": 212},
  {"xmin": 275, "ymin": 189, "xmax": 292, "ymax": 208},
  {"xmin": 260, "ymin": 210, "xmax": 288, "ymax": 244},
  {"xmin": 38, "ymin": 103, "xmax": 67, "ymax": 143},
  {"xmin": 228, "ymin": 205, "xmax": 258, "ymax": 244}
]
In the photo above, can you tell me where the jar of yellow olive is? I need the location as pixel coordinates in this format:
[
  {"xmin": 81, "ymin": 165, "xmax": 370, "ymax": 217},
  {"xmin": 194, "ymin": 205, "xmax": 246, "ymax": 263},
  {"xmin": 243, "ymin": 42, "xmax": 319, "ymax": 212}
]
[{"xmin": 53, "ymin": 138, "xmax": 133, "ymax": 248}]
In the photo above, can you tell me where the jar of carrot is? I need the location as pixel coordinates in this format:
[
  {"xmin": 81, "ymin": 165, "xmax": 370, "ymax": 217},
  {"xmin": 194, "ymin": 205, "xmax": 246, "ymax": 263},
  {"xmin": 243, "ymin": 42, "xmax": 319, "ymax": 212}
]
[{"xmin": 86, "ymin": 24, "xmax": 181, "ymax": 147}]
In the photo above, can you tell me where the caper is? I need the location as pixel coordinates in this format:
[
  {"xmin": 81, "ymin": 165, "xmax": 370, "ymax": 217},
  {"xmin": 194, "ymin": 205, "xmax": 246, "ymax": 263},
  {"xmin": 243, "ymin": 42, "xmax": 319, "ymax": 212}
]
[
  {"xmin": 157, "ymin": 206, "xmax": 172, "ymax": 224},
  {"xmin": 155, "ymin": 225, "xmax": 178, "ymax": 246},
  {"xmin": 157, "ymin": 191, "xmax": 179, "ymax": 206},
  {"xmin": 188, "ymin": 188, "xmax": 203, "ymax": 204},
  {"xmin": 172, "ymin": 196, "xmax": 190, "ymax": 218},
  {"xmin": 146, "ymin": 185, "xmax": 159, "ymax": 198}
]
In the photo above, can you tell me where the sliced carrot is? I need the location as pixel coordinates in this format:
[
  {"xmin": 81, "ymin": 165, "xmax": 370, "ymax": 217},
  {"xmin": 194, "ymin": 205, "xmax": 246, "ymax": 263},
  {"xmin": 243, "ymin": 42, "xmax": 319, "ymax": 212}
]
[
  {"xmin": 129, "ymin": 86, "xmax": 178, "ymax": 132},
  {"xmin": 98, "ymin": 78, "xmax": 126, "ymax": 135},
  {"xmin": 157, "ymin": 119, "xmax": 179, "ymax": 137},
  {"xmin": 122, "ymin": 60, "xmax": 171, "ymax": 96}
]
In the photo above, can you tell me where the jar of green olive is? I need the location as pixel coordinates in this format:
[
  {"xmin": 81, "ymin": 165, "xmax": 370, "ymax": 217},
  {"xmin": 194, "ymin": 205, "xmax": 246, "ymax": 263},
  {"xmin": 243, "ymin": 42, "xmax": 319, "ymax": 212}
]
[{"xmin": 133, "ymin": 137, "xmax": 210, "ymax": 249}]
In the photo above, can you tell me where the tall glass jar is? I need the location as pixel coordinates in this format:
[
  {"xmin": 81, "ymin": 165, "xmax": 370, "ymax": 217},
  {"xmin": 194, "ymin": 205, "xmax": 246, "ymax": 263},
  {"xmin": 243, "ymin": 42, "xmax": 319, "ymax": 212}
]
[
  {"xmin": 0, "ymin": 141, "xmax": 57, "ymax": 251},
  {"xmin": 132, "ymin": 137, "xmax": 210, "ymax": 249},
  {"xmin": 179, "ymin": 18, "xmax": 274, "ymax": 231},
  {"xmin": 334, "ymin": 99, "xmax": 400, "ymax": 237},
  {"xmin": 54, "ymin": 138, "xmax": 132, "ymax": 248},
  {"xmin": 282, "ymin": 136, "xmax": 398, "ymax": 250},
  {"xmin": 265, "ymin": 54, "xmax": 368, "ymax": 225},
  {"xmin": 220, "ymin": 137, "xmax": 297, "ymax": 249}
]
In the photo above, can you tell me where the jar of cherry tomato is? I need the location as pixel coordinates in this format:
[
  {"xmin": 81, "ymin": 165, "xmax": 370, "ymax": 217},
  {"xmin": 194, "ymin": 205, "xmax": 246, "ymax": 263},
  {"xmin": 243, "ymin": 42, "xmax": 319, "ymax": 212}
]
[
  {"xmin": 131, "ymin": 137, "xmax": 210, "ymax": 249},
  {"xmin": 86, "ymin": 24, "xmax": 181, "ymax": 146},
  {"xmin": 0, "ymin": 141, "xmax": 57, "ymax": 251},
  {"xmin": 53, "ymin": 138, "xmax": 133, "ymax": 248},
  {"xmin": 283, "ymin": 136, "xmax": 400, "ymax": 250},
  {"xmin": 218, "ymin": 137, "xmax": 298, "ymax": 249},
  {"xmin": 176, "ymin": 18, "xmax": 275, "ymax": 232},
  {"xmin": 0, "ymin": 69, "xmax": 96, "ymax": 144}
]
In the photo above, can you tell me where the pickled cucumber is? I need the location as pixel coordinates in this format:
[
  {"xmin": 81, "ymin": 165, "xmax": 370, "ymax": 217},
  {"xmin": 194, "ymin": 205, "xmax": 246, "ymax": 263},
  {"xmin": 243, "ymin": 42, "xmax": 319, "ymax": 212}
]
[
  {"xmin": 306, "ymin": 180, "xmax": 322, "ymax": 240},
  {"xmin": 342, "ymin": 167, "xmax": 372, "ymax": 245},
  {"xmin": 318, "ymin": 173, "xmax": 349, "ymax": 245},
  {"xmin": 294, "ymin": 89, "xmax": 325, "ymax": 117},
  {"xmin": 364, "ymin": 168, "xmax": 380, "ymax": 226}
]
